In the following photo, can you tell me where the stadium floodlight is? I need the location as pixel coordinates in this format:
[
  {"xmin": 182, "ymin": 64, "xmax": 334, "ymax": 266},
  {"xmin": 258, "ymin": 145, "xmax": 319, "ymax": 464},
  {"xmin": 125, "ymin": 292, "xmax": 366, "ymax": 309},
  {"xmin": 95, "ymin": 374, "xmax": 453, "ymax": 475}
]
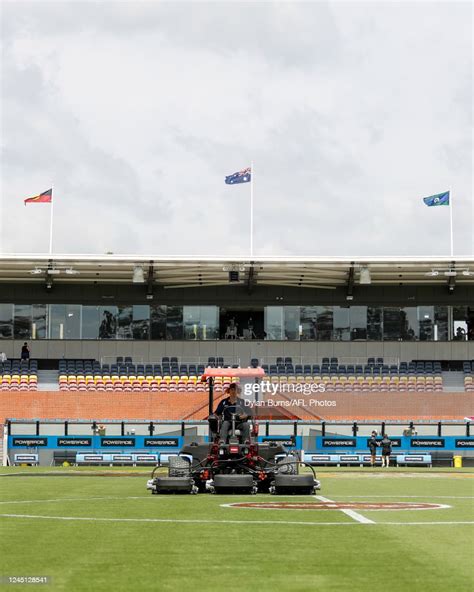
[
  {"xmin": 133, "ymin": 266, "xmax": 145, "ymax": 283},
  {"xmin": 30, "ymin": 268, "xmax": 43, "ymax": 275},
  {"xmin": 425, "ymin": 270, "xmax": 439, "ymax": 277},
  {"xmin": 359, "ymin": 267, "xmax": 371, "ymax": 284},
  {"xmin": 462, "ymin": 270, "xmax": 473, "ymax": 276}
]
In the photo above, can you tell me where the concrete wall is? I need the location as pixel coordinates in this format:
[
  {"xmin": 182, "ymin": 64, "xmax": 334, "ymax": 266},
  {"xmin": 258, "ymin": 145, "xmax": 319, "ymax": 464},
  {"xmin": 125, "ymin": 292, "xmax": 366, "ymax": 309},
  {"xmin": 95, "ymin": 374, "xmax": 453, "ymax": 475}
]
[{"xmin": 3, "ymin": 339, "xmax": 474, "ymax": 363}]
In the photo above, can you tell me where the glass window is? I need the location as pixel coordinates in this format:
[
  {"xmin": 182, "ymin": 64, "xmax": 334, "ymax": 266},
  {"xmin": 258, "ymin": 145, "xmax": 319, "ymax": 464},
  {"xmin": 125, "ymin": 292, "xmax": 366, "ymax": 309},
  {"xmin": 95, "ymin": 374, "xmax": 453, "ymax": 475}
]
[
  {"xmin": 98, "ymin": 307, "xmax": 117, "ymax": 339},
  {"xmin": 49, "ymin": 304, "xmax": 81, "ymax": 339},
  {"xmin": 416, "ymin": 307, "xmax": 433, "ymax": 341},
  {"xmin": 183, "ymin": 306, "xmax": 218, "ymax": 340},
  {"xmin": 434, "ymin": 306, "xmax": 448, "ymax": 341},
  {"xmin": 32, "ymin": 304, "xmax": 47, "ymax": 339},
  {"xmin": 383, "ymin": 307, "xmax": 401, "ymax": 341},
  {"xmin": 150, "ymin": 305, "xmax": 166, "ymax": 340},
  {"xmin": 199, "ymin": 306, "xmax": 218, "ymax": 340},
  {"xmin": 284, "ymin": 306, "xmax": 300, "ymax": 341},
  {"xmin": 453, "ymin": 306, "xmax": 470, "ymax": 341},
  {"xmin": 131, "ymin": 305, "xmax": 150, "ymax": 340},
  {"xmin": 117, "ymin": 306, "xmax": 133, "ymax": 339},
  {"xmin": 264, "ymin": 307, "xmax": 284, "ymax": 340},
  {"xmin": 367, "ymin": 307, "xmax": 382, "ymax": 340},
  {"xmin": 13, "ymin": 304, "xmax": 32, "ymax": 340},
  {"xmin": 350, "ymin": 306, "xmax": 367, "ymax": 340},
  {"xmin": 166, "ymin": 306, "xmax": 183, "ymax": 340},
  {"xmin": 183, "ymin": 306, "xmax": 200, "ymax": 340},
  {"xmin": 300, "ymin": 306, "xmax": 318, "ymax": 340},
  {"xmin": 400, "ymin": 307, "xmax": 418, "ymax": 341},
  {"xmin": 0, "ymin": 303, "xmax": 13, "ymax": 339},
  {"xmin": 315, "ymin": 307, "xmax": 333, "ymax": 341},
  {"xmin": 82, "ymin": 306, "xmax": 100, "ymax": 339},
  {"xmin": 333, "ymin": 307, "xmax": 350, "ymax": 341},
  {"xmin": 82, "ymin": 306, "xmax": 117, "ymax": 339}
]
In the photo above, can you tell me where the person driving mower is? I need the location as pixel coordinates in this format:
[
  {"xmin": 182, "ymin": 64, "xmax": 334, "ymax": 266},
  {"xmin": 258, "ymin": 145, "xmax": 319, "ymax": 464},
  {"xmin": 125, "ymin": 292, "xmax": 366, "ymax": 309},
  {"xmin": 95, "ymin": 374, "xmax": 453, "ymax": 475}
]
[{"xmin": 215, "ymin": 383, "xmax": 251, "ymax": 443}]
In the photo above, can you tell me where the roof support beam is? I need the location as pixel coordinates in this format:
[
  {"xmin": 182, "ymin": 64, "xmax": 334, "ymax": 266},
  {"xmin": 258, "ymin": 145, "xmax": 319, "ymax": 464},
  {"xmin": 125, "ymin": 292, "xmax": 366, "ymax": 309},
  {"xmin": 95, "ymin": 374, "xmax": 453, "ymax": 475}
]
[
  {"xmin": 247, "ymin": 262, "xmax": 255, "ymax": 294},
  {"xmin": 346, "ymin": 263, "xmax": 355, "ymax": 301}
]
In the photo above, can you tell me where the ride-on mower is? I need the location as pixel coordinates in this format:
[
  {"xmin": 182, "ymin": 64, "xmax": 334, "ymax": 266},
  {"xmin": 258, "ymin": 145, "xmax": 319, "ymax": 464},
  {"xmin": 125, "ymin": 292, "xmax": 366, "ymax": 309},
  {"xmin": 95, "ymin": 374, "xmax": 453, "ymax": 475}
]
[{"xmin": 147, "ymin": 367, "xmax": 321, "ymax": 495}]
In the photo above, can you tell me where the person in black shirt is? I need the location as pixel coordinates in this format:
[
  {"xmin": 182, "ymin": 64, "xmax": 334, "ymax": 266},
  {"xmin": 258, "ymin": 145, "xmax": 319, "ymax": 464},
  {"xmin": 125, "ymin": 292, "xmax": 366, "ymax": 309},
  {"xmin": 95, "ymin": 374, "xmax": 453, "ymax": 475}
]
[
  {"xmin": 215, "ymin": 383, "xmax": 251, "ymax": 443},
  {"xmin": 381, "ymin": 434, "xmax": 392, "ymax": 467},
  {"xmin": 21, "ymin": 342, "xmax": 30, "ymax": 361},
  {"xmin": 368, "ymin": 431, "xmax": 378, "ymax": 467}
]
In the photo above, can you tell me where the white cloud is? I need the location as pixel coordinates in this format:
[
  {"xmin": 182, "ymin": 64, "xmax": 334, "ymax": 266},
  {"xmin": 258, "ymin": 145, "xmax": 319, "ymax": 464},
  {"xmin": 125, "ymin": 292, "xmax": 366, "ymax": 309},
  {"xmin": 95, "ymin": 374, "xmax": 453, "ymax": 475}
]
[{"xmin": 1, "ymin": 0, "xmax": 472, "ymax": 256}]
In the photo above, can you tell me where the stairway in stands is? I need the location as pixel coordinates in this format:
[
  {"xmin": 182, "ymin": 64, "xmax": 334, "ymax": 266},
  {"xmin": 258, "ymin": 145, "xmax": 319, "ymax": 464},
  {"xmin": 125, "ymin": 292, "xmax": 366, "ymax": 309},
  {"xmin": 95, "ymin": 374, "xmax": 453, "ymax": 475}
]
[
  {"xmin": 441, "ymin": 371, "xmax": 466, "ymax": 392},
  {"xmin": 37, "ymin": 369, "xmax": 59, "ymax": 391}
]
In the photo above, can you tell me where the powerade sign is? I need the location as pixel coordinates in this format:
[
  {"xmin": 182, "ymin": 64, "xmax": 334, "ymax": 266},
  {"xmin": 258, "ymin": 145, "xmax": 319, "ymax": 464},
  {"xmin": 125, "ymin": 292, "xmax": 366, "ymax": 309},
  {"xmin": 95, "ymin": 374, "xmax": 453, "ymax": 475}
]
[
  {"xmin": 455, "ymin": 439, "xmax": 474, "ymax": 448},
  {"xmin": 261, "ymin": 437, "xmax": 300, "ymax": 448},
  {"xmin": 144, "ymin": 438, "xmax": 179, "ymax": 447},
  {"xmin": 8, "ymin": 435, "xmax": 184, "ymax": 450},
  {"xmin": 411, "ymin": 438, "xmax": 445, "ymax": 448},
  {"xmin": 12, "ymin": 438, "xmax": 47, "ymax": 447},
  {"xmin": 101, "ymin": 438, "xmax": 135, "ymax": 447},
  {"xmin": 57, "ymin": 438, "xmax": 92, "ymax": 447},
  {"xmin": 365, "ymin": 438, "xmax": 402, "ymax": 448},
  {"xmin": 323, "ymin": 438, "xmax": 356, "ymax": 447}
]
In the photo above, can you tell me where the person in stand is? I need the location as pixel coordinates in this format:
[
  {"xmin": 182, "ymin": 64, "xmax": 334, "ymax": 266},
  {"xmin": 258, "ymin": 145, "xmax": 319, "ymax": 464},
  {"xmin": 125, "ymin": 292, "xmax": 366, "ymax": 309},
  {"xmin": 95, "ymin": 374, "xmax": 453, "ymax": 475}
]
[
  {"xmin": 368, "ymin": 431, "xmax": 378, "ymax": 467},
  {"xmin": 0, "ymin": 351, "xmax": 7, "ymax": 363},
  {"xmin": 215, "ymin": 383, "xmax": 250, "ymax": 444},
  {"xmin": 381, "ymin": 434, "xmax": 392, "ymax": 467},
  {"xmin": 21, "ymin": 342, "xmax": 30, "ymax": 360}
]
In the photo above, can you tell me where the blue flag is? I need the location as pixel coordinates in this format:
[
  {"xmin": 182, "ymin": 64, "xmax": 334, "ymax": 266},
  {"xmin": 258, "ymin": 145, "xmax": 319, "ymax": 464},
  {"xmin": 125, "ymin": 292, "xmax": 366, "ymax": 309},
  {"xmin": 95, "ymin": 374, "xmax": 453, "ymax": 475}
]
[
  {"xmin": 423, "ymin": 191, "xmax": 450, "ymax": 207},
  {"xmin": 225, "ymin": 167, "xmax": 251, "ymax": 185}
]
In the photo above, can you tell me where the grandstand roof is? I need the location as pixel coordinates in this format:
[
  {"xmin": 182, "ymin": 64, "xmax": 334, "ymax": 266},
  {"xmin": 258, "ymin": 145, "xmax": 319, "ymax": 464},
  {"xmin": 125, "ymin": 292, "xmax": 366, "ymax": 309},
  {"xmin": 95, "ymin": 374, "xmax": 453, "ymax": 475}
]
[{"xmin": 0, "ymin": 254, "xmax": 473, "ymax": 290}]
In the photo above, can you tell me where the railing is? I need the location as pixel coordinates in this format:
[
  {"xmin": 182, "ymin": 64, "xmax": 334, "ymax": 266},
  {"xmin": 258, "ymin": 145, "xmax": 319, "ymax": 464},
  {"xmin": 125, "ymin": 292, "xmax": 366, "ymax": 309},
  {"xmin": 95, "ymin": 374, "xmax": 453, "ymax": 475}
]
[
  {"xmin": 99, "ymin": 356, "xmax": 242, "ymax": 367},
  {"xmin": 5, "ymin": 418, "xmax": 471, "ymax": 438}
]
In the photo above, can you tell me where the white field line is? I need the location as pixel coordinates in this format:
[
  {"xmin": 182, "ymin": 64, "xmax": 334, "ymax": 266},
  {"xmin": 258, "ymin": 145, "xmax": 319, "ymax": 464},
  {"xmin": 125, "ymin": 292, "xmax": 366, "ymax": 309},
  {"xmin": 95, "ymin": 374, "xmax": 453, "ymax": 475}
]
[
  {"xmin": 0, "ymin": 496, "xmax": 153, "ymax": 505},
  {"xmin": 330, "ymin": 495, "xmax": 474, "ymax": 499},
  {"xmin": 314, "ymin": 494, "xmax": 375, "ymax": 524},
  {"xmin": 0, "ymin": 514, "xmax": 473, "ymax": 526},
  {"xmin": 221, "ymin": 503, "xmax": 451, "ymax": 512}
]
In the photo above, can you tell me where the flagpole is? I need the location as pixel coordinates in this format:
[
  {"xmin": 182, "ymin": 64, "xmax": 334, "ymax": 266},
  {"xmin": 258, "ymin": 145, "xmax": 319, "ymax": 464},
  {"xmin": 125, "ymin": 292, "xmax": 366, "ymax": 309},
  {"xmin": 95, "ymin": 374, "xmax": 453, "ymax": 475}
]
[
  {"xmin": 49, "ymin": 185, "xmax": 54, "ymax": 255},
  {"xmin": 250, "ymin": 161, "xmax": 254, "ymax": 257},
  {"xmin": 449, "ymin": 191, "xmax": 453, "ymax": 257}
]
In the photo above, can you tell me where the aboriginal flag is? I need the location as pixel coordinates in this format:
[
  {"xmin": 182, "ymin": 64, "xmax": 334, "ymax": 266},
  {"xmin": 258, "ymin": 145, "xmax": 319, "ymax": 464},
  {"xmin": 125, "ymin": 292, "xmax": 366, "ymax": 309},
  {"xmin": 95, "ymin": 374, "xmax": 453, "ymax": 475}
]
[{"xmin": 24, "ymin": 188, "xmax": 53, "ymax": 205}]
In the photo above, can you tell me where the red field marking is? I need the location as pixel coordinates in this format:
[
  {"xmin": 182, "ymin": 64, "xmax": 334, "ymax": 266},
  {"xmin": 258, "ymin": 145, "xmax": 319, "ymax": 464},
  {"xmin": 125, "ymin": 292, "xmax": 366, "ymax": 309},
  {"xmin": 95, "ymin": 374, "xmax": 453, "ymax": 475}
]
[{"xmin": 228, "ymin": 501, "xmax": 448, "ymax": 511}]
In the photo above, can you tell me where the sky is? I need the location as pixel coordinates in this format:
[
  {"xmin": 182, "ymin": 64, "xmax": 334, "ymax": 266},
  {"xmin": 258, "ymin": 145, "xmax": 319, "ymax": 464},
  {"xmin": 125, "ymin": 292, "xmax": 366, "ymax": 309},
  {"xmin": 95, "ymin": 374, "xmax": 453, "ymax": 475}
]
[{"xmin": 0, "ymin": 0, "xmax": 472, "ymax": 257}]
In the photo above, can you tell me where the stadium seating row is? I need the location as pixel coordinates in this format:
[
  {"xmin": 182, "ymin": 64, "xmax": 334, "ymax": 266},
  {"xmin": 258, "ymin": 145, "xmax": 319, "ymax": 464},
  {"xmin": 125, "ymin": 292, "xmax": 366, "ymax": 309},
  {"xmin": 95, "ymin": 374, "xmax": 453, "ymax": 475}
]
[
  {"xmin": 0, "ymin": 375, "xmax": 38, "ymax": 390},
  {"xmin": 57, "ymin": 375, "xmax": 443, "ymax": 392}
]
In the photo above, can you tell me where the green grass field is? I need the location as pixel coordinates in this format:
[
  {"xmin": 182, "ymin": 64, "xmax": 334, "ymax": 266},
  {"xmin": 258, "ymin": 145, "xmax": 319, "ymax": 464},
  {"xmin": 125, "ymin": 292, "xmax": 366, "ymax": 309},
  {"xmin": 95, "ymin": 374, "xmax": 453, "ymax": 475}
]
[{"xmin": 1, "ymin": 466, "xmax": 473, "ymax": 592}]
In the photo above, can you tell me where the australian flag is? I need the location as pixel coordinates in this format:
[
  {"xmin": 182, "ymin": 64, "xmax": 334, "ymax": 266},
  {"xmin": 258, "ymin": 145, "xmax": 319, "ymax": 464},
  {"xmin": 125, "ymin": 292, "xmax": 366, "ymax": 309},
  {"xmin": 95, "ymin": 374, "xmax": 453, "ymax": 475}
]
[
  {"xmin": 225, "ymin": 167, "xmax": 251, "ymax": 185},
  {"xmin": 423, "ymin": 191, "xmax": 450, "ymax": 207}
]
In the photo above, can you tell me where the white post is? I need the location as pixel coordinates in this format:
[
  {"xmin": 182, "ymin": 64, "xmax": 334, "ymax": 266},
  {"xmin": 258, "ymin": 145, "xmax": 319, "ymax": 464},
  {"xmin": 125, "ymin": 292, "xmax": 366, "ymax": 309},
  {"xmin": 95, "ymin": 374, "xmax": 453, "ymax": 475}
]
[
  {"xmin": 49, "ymin": 185, "xmax": 54, "ymax": 255},
  {"xmin": 449, "ymin": 192, "xmax": 453, "ymax": 257},
  {"xmin": 250, "ymin": 161, "xmax": 254, "ymax": 257}
]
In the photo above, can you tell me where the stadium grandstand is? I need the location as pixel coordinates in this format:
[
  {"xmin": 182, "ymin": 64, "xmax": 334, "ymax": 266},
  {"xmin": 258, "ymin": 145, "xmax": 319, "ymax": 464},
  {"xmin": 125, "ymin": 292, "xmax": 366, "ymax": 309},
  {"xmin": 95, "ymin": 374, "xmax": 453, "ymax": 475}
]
[{"xmin": 1, "ymin": 253, "xmax": 473, "ymax": 467}]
